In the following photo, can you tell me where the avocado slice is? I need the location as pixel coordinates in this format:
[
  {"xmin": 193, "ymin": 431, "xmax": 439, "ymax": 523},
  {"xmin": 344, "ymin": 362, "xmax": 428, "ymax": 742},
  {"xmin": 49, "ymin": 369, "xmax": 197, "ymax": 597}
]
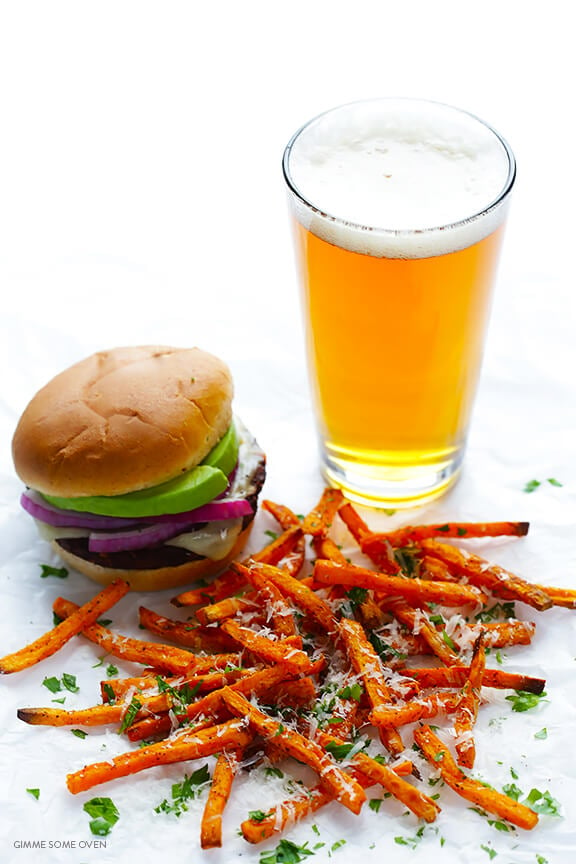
[{"xmin": 42, "ymin": 422, "xmax": 239, "ymax": 518}]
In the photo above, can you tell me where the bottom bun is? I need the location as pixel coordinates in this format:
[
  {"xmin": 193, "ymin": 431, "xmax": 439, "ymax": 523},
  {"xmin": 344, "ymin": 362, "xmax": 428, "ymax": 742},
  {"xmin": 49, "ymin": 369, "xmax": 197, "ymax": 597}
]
[{"xmin": 53, "ymin": 522, "xmax": 254, "ymax": 592}]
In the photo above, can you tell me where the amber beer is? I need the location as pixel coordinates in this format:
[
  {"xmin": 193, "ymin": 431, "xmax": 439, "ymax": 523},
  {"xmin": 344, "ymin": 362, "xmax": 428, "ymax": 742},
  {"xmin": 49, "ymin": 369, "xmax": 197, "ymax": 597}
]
[{"xmin": 283, "ymin": 99, "xmax": 515, "ymax": 506}]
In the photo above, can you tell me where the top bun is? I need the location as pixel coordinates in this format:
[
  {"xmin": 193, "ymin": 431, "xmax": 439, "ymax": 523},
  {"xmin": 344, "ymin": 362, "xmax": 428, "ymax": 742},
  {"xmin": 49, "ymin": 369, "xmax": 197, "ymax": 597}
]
[{"xmin": 12, "ymin": 346, "xmax": 233, "ymax": 498}]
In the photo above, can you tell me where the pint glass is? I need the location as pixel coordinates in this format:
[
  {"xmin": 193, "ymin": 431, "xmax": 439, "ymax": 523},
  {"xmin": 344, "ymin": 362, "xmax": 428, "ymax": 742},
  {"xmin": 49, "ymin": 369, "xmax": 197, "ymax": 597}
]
[{"xmin": 283, "ymin": 99, "xmax": 515, "ymax": 507}]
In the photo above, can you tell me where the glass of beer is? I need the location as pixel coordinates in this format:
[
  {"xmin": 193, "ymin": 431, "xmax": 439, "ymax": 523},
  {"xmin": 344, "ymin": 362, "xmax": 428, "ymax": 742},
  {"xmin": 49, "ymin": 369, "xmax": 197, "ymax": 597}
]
[{"xmin": 283, "ymin": 98, "xmax": 515, "ymax": 508}]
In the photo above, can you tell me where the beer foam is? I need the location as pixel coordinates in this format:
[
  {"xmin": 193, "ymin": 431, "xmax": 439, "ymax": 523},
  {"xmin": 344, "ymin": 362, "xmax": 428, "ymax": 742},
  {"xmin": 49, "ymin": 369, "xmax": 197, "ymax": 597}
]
[{"xmin": 285, "ymin": 99, "xmax": 514, "ymax": 259}]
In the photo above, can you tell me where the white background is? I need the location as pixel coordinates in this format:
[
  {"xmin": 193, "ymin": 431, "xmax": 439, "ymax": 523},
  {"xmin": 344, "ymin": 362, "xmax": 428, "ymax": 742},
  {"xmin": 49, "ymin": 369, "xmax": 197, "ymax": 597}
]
[{"xmin": 1, "ymin": 3, "xmax": 575, "ymax": 864}]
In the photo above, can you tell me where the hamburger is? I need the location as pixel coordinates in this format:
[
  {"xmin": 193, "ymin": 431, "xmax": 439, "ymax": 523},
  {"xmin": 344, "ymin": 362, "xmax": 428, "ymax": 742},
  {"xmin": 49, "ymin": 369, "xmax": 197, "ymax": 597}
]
[{"xmin": 12, "ymin": 345, "xmax": 266, "ymax": 591}]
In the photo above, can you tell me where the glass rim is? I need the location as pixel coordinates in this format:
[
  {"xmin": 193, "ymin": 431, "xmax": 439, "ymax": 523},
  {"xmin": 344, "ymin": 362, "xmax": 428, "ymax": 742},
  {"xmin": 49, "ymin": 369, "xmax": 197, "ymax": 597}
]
[{"xmin": 282, "ymin": 97, "xmax": 516, "ymax": 238}]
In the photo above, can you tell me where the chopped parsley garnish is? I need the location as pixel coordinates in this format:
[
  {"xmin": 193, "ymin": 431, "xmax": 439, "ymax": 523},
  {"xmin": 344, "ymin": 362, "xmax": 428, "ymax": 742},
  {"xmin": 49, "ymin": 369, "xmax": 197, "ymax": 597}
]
[
  {"xmin": 264, "ymin": 530, "xmax": 279, "ymax": 541},
  {"xmin": 249, "ymin": 809, "xmax": 270, "ymax": 822},
  {"xmin": 71, "ymin": 728, "xmax": 88, "ymax": 739},
  {"xmin": 368, "ymin": 631, "xmax": 406, "ymax": 661},
  {"xmin": 441, "ymin": 630, "xmax": 457, "ymax": 651},
  {"xmin": 534, "ymin": 727, "xmax": 548, "ymax": 740},
  {"xmin": 524, "ymin": 788, "xmax": 561, "ymax": 816},
  {"xmin": 393, "ymin": 544, "xmax": 421, "ymax": 577},
  {"xmin": 475, "ymin": 602, "xmax": 516, "ymax": 622},
  {"xmin": 155, "ymin": 675, "xmax": 201, "ymax": 715},
  {"xmin": 259, "ymin": 838, "xmax": 315, "ymax": 864},
  {"xmin": 343, "ymin": 586, "xmax": 369, "ymax": 613},
  {"xmin": 102, "ymin": 683, "xmax": 116, "ymax": 704},
  {"xmin": 324, "ymin": 741, "xmax": 355, "ymax": 761},
  {"xmin": 524, "ymin": 478, "xmax": 563, "ymax": 493},
  {"xmin": 62, "ymin": 672, "xmax": 79, "ymax": 693},
  {"xmin": 394, "ymin": 825, "xmax": 426, "ymax": 850},
  {"xmin": 436, "ymin": 524, "xmax": 451, "ymax": 532},
  {"xmin": 503, "ymin": 781, "xmax": 560, "ymax": 816},
  {"xmin": 480, "ymin": 844, "xmax": 497, "ymax": 859},
  {"xmin": 369, "ymin": 798, "xmax": 383, "ymax": 812},
  {"xmin": 337, "ymin": 682, "xmax": 364, "ymax": 702},
  {"xmin": 118, "ymin": 695, "xmax": 142, "ymax": 733},
  {"xmin": 487, "ymin": 818, "xmax": 513, "ymax": 832},
  {"xmin": 42, "ymin": 676, "xmax": 62, "ymax": 694},
  {"xmin": 40, "ymin": 564, "xmax": 68, "ymax": 579},
  {"xmin": 42, "ymin": 673, "xmax": 79, "ymax": 694},
  {"xmin": 154, "ymin": 765, "xmax": 211, "ymax": 816},
  {"xmin": 502, "ymin": 782, "xmax": 522, "ymax": 801},
  {"xmin": 106, "ymin": 664, "xmax": 119, "ymax": 677},
  {"xmin": 505, "ymin": 690, "xmax": 548, "ymax": 712},
  {"xmin": 83, "ymin": 797, "xmax": 119, "ymax": 836},
  {"xmin": 26, "ymin": 788, "xmax": 40, "ymax": 800},
  {"xmin": 96, "ymin": 618, "xmax": 112, "ymax": 627}
]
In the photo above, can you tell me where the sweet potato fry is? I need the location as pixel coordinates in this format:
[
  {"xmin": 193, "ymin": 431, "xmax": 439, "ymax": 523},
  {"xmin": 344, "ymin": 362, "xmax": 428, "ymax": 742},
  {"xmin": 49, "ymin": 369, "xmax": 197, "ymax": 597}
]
[
  {"xmin": 182, "ymin": 662, "xmax": 319, "ymax": 726},
  {"xmin": 241, "ymin": 771, "xmax": 369, "ymax": 843},
  {"xmin": 314, "ymin": 560, "xmax": 485, "ymax": 607},
  {"xmin": 0, "ymin": 580, "xmax": 129, "ymax": 674},
  {"xmin": 240, "ymin": 562, "xmax": 300, "ymax": 637},
  {"xmin": 261, "ymin": 500, "xmax": 301, "ymax": 529},
  {"xmin": 234, "ymin": 562, "xmax": 338, "ymax": 635},
  {"xmin": 421, "ymin": 540, "xmax": 553, "ymax": 612},
  {"xmin": 337, "ymin": 617, "xmax": 405, "ymax": 755},
  {"xmin": 315, "ymin": 731, "xmax": 439, "ymax": 822},
  {"xmin": 311, "ymin": 535, "xmax": 348, "ymax": 565},
  {"xmin": 413, "ymin": 725, "xmax": 538, "ymax": 830},
  {"xmin": 322, "ymin": 696, "xmax": 360, "ymax": 740},
  {"xmin": 301, "ymin": 488, "xmax": 344, "ymax": 537},
  {"xmin": 337, "ymin": 503, "xmax": 400, "ymax": 573},
  {"xmin": 384, "ymin": 598, "xmax": 463, "ymax": 666},
  {"xmin": 17, "ymin": 693, "xmax": 169, "ymax": 727},
  {"xmin": 201, "ymin": 748, "xmax": 247, "ymax": 849},
  {"xmin": 138, "ymin": 606, "xmax": 237, "ymax": 652},
  {"xmin": 67, "ymin": 718, "xmax": 252, "ymax": 794},
  {"xmin": 52, "ymin": 597, "xmax": 198, "ymax": 674},
  {"xmin": 482, "ymin": 620, "xmax": 535, "ymax": 647},
  {"xmin": 420, "ymin": 555, "xmax": 459, "ymax": 582},
  {"xmin": 220, "ymin": 619, "xmax": 307, "ymax": 670},
  {"xmin": 494, "ymin": 583, "xmax": 576, "ymax": 610},
  {"xmin": 538, "ymin": 585, "xmax": 576, "ymax": 609},
  {"xmin": 125, "ymin": 712, "xmax": 193, "ymax": 742},
  {"xmin": 371, "ymin": 691, "xmax": 460, "ymax": 728},
  {"xmin": 454, "ymin": 633, "xmax": 486, "ymax": 768},
  {"xmin": 195, "ymin": 595, "xmax": 260, "ymax": 626},
  {"xmin": 172, "ymin": 524, "xmax": 303, "ymax": 607},
  {"xmin": 398, "ymin": 666, "xmax": 546, "ymax": 694},
  {"xmin": 100, "ymin": 667, "xmax": 251, "ymax": 703},
  {"xmin": 240, "ymin": 755, "xmax": 415, "ymax": 843},
  {"xmin": 126, "ymin": 672, "xmax": 320, "ymax": 743},
  {"xmin": 337, "ymin": 502, "xmax": 374, "ymax": 545},
  {"xmin": 376, "ymin": 619, "xmax": 535, "ymax": 658},
  {"xmin": 220, "ymin": 687, "xmax": 366, "ymax": 814},
  {"xmin": 381, "ymin": 521, "xmax": 530, "ymax": 547}
]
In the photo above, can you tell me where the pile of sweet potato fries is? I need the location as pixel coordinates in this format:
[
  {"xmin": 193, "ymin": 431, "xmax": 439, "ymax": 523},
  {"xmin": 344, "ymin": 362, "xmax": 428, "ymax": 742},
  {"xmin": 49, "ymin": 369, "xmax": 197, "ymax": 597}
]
[{"xmin": 3, "ymin": 489, "xmax": 574, "ymax": 849}]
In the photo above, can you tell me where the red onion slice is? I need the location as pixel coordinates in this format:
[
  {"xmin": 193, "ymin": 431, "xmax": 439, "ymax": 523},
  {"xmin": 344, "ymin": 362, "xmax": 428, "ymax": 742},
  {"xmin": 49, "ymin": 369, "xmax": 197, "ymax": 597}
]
[
  {"xmin": 88, "ymin": 521, "xmax": 192, "ymax": 553},
  {"xmin": 22, "ymin": 489, "xmax": 252, "ymax": 533},
  {"xmin": 144, "ymin": 498, "xmax": 253, "ymax": 524},
  {"xmin": 88, "ymin": 498, "xmax": 254, "ymax": 553},
  {"xmin": 21, "ymin": 490, "xmax": 142, "ymax": 530}
]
